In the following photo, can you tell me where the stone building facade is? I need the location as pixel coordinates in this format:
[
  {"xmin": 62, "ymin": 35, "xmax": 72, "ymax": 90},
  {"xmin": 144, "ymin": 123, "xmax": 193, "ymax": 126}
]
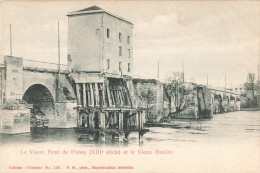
[{"xmin": 67, "ymin": 5, "xmax": 133, "ymax": 76}]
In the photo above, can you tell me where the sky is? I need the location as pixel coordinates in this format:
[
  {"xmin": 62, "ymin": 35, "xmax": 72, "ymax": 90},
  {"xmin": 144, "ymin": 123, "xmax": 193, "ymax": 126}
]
[{"xmin": 0, "ymin": 0, "xmax": 259, "ymax": 88}]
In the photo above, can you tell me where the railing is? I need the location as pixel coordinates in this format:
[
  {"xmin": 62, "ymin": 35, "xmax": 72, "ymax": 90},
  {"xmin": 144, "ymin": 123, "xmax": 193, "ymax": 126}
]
[{"xmin": 23, "ymin": 59, "xmax": 68, "ymax": 72}]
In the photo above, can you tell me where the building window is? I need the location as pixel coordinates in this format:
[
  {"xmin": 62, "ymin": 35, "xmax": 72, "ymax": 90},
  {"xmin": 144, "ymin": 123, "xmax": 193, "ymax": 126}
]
[
  {"xmin": 128, "ymin": 49, "xmax": 130, "ymax": 58},
  {"xmin": 128, "ymin": 63, "xmax": 131, "ymax": 72},
  {"xmin": 107, "ymin": 28, "xmax": 110, "ymax": 38},
  {"xmin": 67, "ymin": 54, "xmax": 72, "ymax": 61},
  {"xmin": 119, "ymin": 46, "xmax": 122, "ymax": 56},
  {"xmin": 107, "ymin": 59, "xmax": 110, "ymax": 70},
  {"xmin": 127, "ymin": 36, "xmax": 130, "ymax": 44},
  {"xmin": 119, "ymin": 62, "xmax": 122, "ymax": 71},
  {"xmin": 119, "ymin": 32, "xmax": 122, "ymax": 42}
]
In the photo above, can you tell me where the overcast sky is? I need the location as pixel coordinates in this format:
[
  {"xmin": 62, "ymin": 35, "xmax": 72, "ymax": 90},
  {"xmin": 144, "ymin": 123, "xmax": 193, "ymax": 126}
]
[{"xmin": 0, "ymin": 1, "xmax": 259, "ymax": 87}]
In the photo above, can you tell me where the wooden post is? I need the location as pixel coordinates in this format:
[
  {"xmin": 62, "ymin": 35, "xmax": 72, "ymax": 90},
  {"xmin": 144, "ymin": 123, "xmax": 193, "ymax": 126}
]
[
  {"xmin": 123, "ymin": 81, "xmax": 132, "ymax": 107},
  {"xmin": 100, "ymin": 111, "xmax": 106, "ymax": 129},
  {"xmin": 138, "ymin": 111, "xmax": 143, "ymax": 130},
  {"xmin": 140, "ymin": 111, "xmax": 144, "ymax": 129},
  {"xmin": 139, "ymin": 132, "xmax": 143, "ymax": 145},
  {"xmin": 95, "ymin": 83, "xmax": 100, "ymax": 106},
  {"xmin": 76, "ymin": 83, "xmax": 81, "ymax": 106},
  {"xmin": 119, "ymin": 90, "xmax": 125, "ymax": 106},
  {"xmin": 125, "ymin": 133, "xmax": 129, "ymax": 141},
  {"xmin": 114, "ymin": 112, "xmax": 118, "ymax": 125},
  {"xmin": 102, "ymin": 83, "xmax": 107, "ymax": 107},
  {"xmin": 89, "ymin": 112, "xmax": 94, "ymax": 128},
  {"xmin": 89, "ymin": 83, "xmax": 94, "ymax": 107},
  {"xmin": 100, "ymin": 132, "xmax": 106, "ymax": 142},
  {"xmin": 112, "ymin": 133, "xmax": 116, "ymax": 142},
  {"xmin": 135, "ymin": 112, "xmax": 139, "ymax": 128},
  {"xmin": 137, "ymin": 111, "xmax": 140, "ymax": 129},
  {"xmin": 76, "ymin": 109, "xmax": 80, "ymax": 127},
  {"xmin": 79, "ymin": 111, "xmax": 82, "ymax": 127},
  {"xmin": 119, "ymin": 112, "xmax": 123, "ymax": 130},
  {"xmin": 106, "ymin": 80, "xmax": 112, "ymax": 107},
  {"xmin": 82, "ymin": 83, "xmax": 86, "ymax": 107},
  {"xmin": 118, "ymin": 86, "xmax": 123, "ymax": 107},
  {"xmin": 119, "ymin": 133, "xmax": 124, "ymax": 142},
  {"xmin": 105, "ymin": 111, "xmax": 109, "ymax": 128}
]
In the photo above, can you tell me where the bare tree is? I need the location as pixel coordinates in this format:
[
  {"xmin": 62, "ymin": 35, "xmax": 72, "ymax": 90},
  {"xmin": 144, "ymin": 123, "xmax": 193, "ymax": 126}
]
[
  {"xmin": 244, "ymin": 73, "xmax": 257, "ymax": 107},
  {"xmin": 165, "ymin": 72, "xmax": 197, "ymax": 114}
]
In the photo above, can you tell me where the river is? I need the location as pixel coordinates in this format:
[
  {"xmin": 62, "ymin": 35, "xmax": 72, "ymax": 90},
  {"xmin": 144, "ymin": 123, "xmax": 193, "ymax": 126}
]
[
  {"xmin": 0, "ymin": 111, "xmax": 259, "ymax": 173},
  {"xmin": 1, "ymin": 111, "xmax": 259, "ymax": 146}
]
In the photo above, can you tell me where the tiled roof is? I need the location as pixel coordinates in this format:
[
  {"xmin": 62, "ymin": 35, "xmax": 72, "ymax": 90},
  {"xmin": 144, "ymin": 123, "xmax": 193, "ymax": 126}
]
[
  {"xmin": 75, "ymin": 5, "xmax": 104, "ymax": 12},
  {"xmin": 67, "ymin": 5, "xmax": 133, "ymax": 25}
]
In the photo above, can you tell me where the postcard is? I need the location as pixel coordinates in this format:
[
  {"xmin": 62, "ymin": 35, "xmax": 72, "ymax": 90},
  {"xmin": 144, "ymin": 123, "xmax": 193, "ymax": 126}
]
[{"xmin": 0, "ymin": 1, "xmax": 259, "ymax": 173}]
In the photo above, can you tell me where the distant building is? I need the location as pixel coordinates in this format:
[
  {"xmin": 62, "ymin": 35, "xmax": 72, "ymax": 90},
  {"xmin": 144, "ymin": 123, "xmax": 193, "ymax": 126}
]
[
  {"xmin": 231, "ymin": 84, "xmax": 245, "ymax": 95},
  {"xmin": 67, "ymin": 6, "xmax": 133, "ymax": 76}
]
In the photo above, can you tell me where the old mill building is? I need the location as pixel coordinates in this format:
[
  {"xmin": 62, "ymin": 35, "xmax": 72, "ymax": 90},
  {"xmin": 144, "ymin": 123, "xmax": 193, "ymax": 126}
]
[{"xmin": 66, "ymin": 6, "xmax": 150, "ymax": 140}]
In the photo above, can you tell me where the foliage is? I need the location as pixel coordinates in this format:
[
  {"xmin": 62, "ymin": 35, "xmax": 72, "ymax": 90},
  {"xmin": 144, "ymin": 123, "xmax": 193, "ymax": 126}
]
[
  {"xmin": 141, "ymin": 88, "xmax": 154, "ymax": 104},
  {"xmin": 244, "ymin": 73, "xmax": 256, "ymax": 93},
  {"xmin": 165, "ymin": 72, "xmax": 197, "ymax": 114},
  {"xmin": 243, "ymin": 73, "xmax": 258, "ymax": 108}
]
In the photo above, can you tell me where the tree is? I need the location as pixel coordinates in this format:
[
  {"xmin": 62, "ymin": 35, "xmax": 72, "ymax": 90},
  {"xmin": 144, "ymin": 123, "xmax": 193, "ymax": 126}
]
[
  {"xmin": 244, "ymin": 73, "xmax": 257, "ymax": 107},
  {"xmin": 165, "ymin": 72, "xmax": 197, "ymax": 114}
]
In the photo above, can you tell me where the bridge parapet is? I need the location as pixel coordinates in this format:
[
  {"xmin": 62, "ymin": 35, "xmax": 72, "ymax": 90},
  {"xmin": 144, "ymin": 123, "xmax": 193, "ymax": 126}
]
[{"xmin": 23, "ymin": 59, "xmax": 68, "ymax": 73}]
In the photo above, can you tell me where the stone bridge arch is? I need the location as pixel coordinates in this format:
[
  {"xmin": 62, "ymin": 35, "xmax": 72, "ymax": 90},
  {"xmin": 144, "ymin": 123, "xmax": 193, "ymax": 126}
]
[
  {"xmin": 22, "ymin": 84, "xmax": 56, "ymax": 116},
  {"xmin": 22, "ymin": 73, "xmax": 56, "ymax": 102},
  {"xmin": 226, "ymin": 95, "xmax": 230, "ymax": 103}
]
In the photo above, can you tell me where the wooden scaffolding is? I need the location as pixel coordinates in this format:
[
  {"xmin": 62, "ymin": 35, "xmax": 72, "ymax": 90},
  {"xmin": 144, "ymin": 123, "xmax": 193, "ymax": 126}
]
[{"xmin": 73, "ymin": 77, "xmax": 148, "ymax": 143}]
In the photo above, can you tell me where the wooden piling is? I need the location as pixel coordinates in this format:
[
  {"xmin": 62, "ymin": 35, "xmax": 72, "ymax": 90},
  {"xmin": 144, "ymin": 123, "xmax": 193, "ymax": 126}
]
[
  {"xmin": 119, "ymin": 112, "xmax": 123, "ymax": 130},
  {"xmin": 119, "ymin": 133, "xmax": 124, "ymax": 142},
  {"xmin": 100, "ymin": 111, "xmax": 106, "ymax": 129},
  {"xmin": 82, "ymin": 83, "xmax": 86, "ymax": 107},
  {"xmin": 76, "ymin": 83, "xmax": 81, "ymax": 106},
  {"xmin": 137, "ymin": 111, "xmax": 143, "ymax": 130},
  {"xmin": 89, "ymin": 83, "xmax": 95, "ymax": 106},
  {"xmin": 106, "ymin": 80, "xmax": 112, "ymax": 107},
  {"xmin": 102, "ymin": 83, "xmax": 107, "ymax": 107},
  {"xmin": 139, "ymin": 132, "xmax": 143, "ymax": 145},
  {"xmin": 95, "ymin": 83, "xmax": 99, "ymax": 106},
  {"xmin": 89, "ymin": 112, "xmax": 94, "ymax": 128},
  {"xmin": 100, "ymin": 132, "xmax": 106, "ymax": 142},
  {"xmin": 125, "ymin": 132, "xmax": 129, "ymax": 141}
]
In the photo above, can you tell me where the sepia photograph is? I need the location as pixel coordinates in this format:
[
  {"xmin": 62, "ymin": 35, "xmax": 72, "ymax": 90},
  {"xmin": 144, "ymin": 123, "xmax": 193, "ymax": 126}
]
[{"xmin": 0, "ymin": 0, "xmax": 259, "ymax": 172}]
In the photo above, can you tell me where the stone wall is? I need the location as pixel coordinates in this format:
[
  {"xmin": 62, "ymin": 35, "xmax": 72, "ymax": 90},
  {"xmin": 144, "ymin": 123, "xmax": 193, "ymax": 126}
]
[
  {"xmin": 47, "ymin": 102, "xmax": 77, "ymax": 128},
  {"xmin": 0, "ymin": 65, "xmax": 5, "ymax": 109},
  {"xmin": 4, "ymin": 56, "xmax": 24, "ymax": 104},
  {"xmin": 132, "ymin": 78, "xmax": 169, "ymax": 122},
  {"xmin": 197, "ymin": 86, "xmax": 213, "ymax": 118}
]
